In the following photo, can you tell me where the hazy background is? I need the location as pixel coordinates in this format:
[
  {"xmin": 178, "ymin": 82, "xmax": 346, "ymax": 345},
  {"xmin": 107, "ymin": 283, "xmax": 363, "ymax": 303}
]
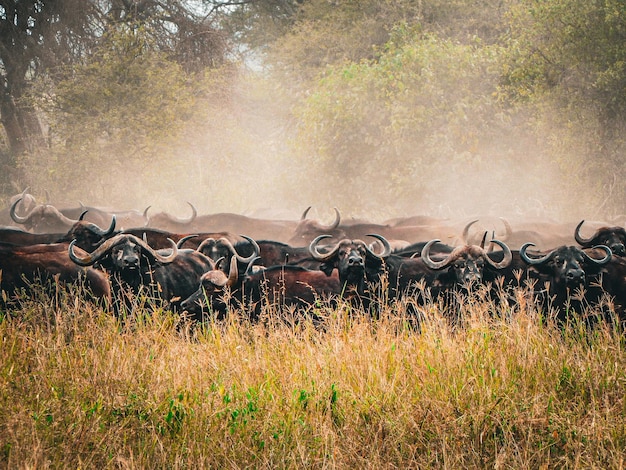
[{"xmin": 2, "ymin": 0, "xmax": 625, "ymax": 226}]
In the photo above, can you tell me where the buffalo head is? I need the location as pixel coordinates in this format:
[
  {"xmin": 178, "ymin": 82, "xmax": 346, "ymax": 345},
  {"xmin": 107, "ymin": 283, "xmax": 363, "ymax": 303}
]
[
  {"xmin": 196, "ymin": 235, "xmax": 260, "ymax": 271},
  {"xmin": 180, "ymin": 256, "xmax": 239, "ymax": 314},
  {"xmin": 69, "ymin": 233, "xmax": 177, "ymax": 275},
  {"xmin": 144, "ymin": 202, "xmax": 197, "ymax": 229},
  {"xmin": 62, "ymin": 214, "xmax": 118, "ymax": 250},
  {"xmin": 309, "ymin": 234, "xmax": 391, "ymax": 294},
  {"xmin": 421, "ymin": 238, "xmax": 513, "ymax": 286},
  {"xmin": 11, "ymin": 198, "xmax": 80, "ymax": 233},
  {"xmin": 289, "ymin": 207, "xmax": 343, "ymax": 246},
  {"xmin": 520, "ymin": 243, "xmax": 611, "ymax": 287},
  {"xmin": 575, "ymin": 220, "xmax": 626, "ymax": 256}
]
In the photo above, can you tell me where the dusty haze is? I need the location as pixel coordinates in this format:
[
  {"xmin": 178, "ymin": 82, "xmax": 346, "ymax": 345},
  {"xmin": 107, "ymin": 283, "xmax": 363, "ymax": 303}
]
[{"xmin": 18, "ymin": 66, "xmax": 620, "ymax": 230}]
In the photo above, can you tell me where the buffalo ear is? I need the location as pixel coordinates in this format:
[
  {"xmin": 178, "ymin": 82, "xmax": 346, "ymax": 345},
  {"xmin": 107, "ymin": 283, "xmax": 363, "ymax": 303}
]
[{"xmin": 319, "ymin": 262, "xmax": 335, "ymax": 277}]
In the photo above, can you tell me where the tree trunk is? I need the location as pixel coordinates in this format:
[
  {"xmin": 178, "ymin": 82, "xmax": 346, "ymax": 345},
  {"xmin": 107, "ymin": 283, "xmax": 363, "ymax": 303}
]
[{"xmin": 0, "ymin": 90, "xmax": 29, "ymax": 156}]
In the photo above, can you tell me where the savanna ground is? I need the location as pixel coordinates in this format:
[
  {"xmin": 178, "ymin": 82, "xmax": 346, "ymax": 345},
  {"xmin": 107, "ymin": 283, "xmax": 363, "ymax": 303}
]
[{"xmin": 0, "ymin": 284, "xmax": 624, "ymax": 469}]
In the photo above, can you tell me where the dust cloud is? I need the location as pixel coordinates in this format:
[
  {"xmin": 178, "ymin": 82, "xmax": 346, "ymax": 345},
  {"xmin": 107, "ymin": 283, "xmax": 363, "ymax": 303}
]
[{"xmin": 17, "ymin": 66, "xmax": 620, "ymax": 231}]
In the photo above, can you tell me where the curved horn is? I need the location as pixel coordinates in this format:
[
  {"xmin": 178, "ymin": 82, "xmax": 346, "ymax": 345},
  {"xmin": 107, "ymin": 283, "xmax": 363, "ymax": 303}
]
[
  {"xmin": 462, "ymin": 219, "xmax": 479, "ymax": 244},
  {"xmin": 238, "ymin": 235, "xmax": 261, "ymax": 263},
  {"xmin": 10, "ymin": 198, "xmax": 31, "ymax": 224},
  {"xmin": 479, "ymin": 231, "xmax": 488, "ymax": 250},
  {"xmin": 142, "ymin": 206, "xmax": 151, "ymax": 226},
  {"xmin": 68, "ymin": 234, "xmax": 130, "ymax": 266},
  {"xmin": 136, "ymin": 236, "xmax": 178, "ymax": 263},
  {"xmin": 321, "ymin": 207, "xmax": 341, "ymax": 231},
  {"xmin": 574, "ymin": 220, "xmax": 597, "ymax": 246},
  {"xmin": 581, "ymin": 245, "xmax": 612, "ymax": 265},
  {"xmin": 301, "ymin": 206, "xmax": 312, "ymax": 220},
  {"xmin": 483, "ymin": 239, "xmax": 512, "ymax": 269},
  {"xmin": 69, "ymin": 234, "xmax": 177, "ymax": 267},
  {"xmin": 197, "ymin": 237, "xmax": 216, "ymax": 255},
  {"xmin": 215, "ymin": 236, "xmax": 259, "ymax": 264},
  {"xmin": 422, "ymin": 239, "xmax": 455, "ymax": 270},
  {"xmin": 83, "ymin": 214, "xmax": 116, "ymax": 237},
  {"xmin": 101, "ymin": 215, "xmax": 117, "ymax": 236},
  {"xmin": 520, "ymin": 242, "xmax": 555, "ymax": 265},
  {"xmin": 176, "ymin": 234, "xmax": 198, "ymax": 249},
  {"xmin": 79, "ymin": 210, "xmax": 88, "ymax": 221},
  {"xmin": 308, "ymin": 234, "xmax": 341, "ymax": 262},
  {"xmin": 225, "ymin": 255, "xmax": 239, "ymax": 286},
  {"xmin": 169, "ymin": 202, "xmax": 197, "ymax": 225},
  {"xmin": 365, "ymin": 233, "xmax": 392, "ymax": 258},
  {"xmin": 182, "ymin": 202, "xmax": 197, "ymax": 224},
  {"xmin": 68, "ymin": 239, "xmax": 94, "ymax": 266},
  {"xmin": 499, "ymin": 217, "xmax": 513, "ymax": 242},
  {"xmin": 244, "ymin": 256, "xmax": 262, "ymax": 276}
]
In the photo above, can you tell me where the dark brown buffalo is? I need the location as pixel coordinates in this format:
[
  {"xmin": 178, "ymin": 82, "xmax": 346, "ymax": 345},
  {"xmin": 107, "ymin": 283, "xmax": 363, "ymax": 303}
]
[
  {"xmin": 10, "ymin": 198, "xmax": 81, "ymax": 233},
  {"xmin": 179, "ymin": 257, "xmax": 239, "ymax": 308},
  {"xmin": 181, "ymin": 262, "xmax": 341, "ymax": 323},
  {"xmin": 68, "ymin": 232, "xmax": 248, "ymax": 316},
  {"xmin": 195, "ymin": 235, "xmax": 261, "ymax": 279},
  {"xmin": 255, "ymin": 240, "xmax": 316, "ymax": 267},
  {"xmin": 0, "ymin": 213, "xmax": 117, "ymax": 250},
  {"xmin": 594, "ymin": 256, "xmax": 626, "ymax": 322},
  {"xmin": 0, "ymin": 242, "xmax": 111, "ymax": 304},
  {"xmin": 145, "ymin": 203, "xmax": 297, "ymax": 241},
  {"xmin": 68, "ymin": 233, "xmax": 179, "ymax": 306},
  {"xmin": 519, "ymin": 243, "xmax": 612, "ymax": 321},
  {"xmin": 421, "ymin": 238, "xmax": 513, "ymax": 286},
  {"xmin": 575, "ymin": 220, "xmax": 626, "ymax": 256},
  {"xmin": 308, "ymin": 234, "xmax": 392, "ymax": 300}
]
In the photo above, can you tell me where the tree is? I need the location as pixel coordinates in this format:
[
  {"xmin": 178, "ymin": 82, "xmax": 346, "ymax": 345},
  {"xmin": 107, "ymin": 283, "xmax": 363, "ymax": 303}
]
[
  {"xmin": 500, "ymin": 0, "xmax": 626, "ymax": 215},
  {"xmin": 0, "ymin": 0, "xmax": 231, "ymax": 194},
  {"xmin": 503, "ymin": 0, "xmax": 626, "ymax": 125},
  {"xmin": 0, "ymin": 1, "xmax": 97, "ymax": 156},
  {"xmin": 291, "ymin": 28, "xmax": 531, "ymax": 214}
]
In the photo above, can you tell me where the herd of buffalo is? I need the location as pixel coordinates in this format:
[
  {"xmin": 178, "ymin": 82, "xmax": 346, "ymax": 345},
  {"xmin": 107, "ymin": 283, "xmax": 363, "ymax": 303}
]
[{"xmin": 2, "ymin": 189, "xmax": 626, "ymax": 326}]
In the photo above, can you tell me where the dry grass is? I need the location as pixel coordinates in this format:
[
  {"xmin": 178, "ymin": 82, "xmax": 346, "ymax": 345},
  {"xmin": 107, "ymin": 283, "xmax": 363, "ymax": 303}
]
[{"xmin": 0, "ymin": 286, "xmax": 624, "ymax": 469}]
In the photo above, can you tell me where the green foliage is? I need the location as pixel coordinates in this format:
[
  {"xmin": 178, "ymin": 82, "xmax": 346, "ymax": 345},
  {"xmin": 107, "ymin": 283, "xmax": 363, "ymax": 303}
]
[
  {"xmin": 7, "ymin": 0, "xmax": 626, "ymax": 217},
  {"xmin": 266, "ymin": 0, "xmax": 626, "ymax": 217},
  {"xmin": 257, "ymin": 0, "xmax": 510, "ymax": 80},
  {"xmin": 53, "ymin": 27, "xmax": 194, "ymax": 148},
  {"xmin": 499, "ymin": 0, "xmax": 626, "ymax": 215},
  {"xmin": 504, "ymin": 0, "xmax": 626, "ymax": 118},
  {"xmin": 21, "ymin": 25, "xmax": 207, "ymax": 204},
  {"xmin": 293, "ymin": 27, "xmax": 523, "ymax": 212}
]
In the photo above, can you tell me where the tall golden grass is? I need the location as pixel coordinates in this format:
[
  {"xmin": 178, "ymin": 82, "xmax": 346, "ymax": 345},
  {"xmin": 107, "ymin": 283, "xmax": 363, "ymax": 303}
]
[{"xmin": 0, "ymin": 285, "xmax": 624, "ymax": 469}]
